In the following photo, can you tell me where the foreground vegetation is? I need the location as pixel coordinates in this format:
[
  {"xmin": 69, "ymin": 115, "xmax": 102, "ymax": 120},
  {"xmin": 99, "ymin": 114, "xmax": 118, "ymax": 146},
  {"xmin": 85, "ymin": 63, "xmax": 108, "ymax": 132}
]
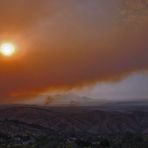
[
  {"xmin": 0, "ymin": 132, "xmax": 148, "ymax": 148},
  {"xmin": 0, "ymin": 119, "xmax": 148, "ymax": 147}
]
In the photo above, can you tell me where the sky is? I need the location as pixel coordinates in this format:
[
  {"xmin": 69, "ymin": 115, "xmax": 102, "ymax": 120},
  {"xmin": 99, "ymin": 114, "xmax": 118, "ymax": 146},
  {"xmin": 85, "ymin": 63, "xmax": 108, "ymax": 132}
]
[{"xmin": 0, "ymin": 0, "xmax": 148, "ymax": 104}]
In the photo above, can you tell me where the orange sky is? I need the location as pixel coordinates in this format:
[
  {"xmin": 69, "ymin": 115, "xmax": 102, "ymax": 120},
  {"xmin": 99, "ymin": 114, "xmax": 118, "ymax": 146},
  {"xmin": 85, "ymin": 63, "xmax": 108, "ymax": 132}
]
[{"xmin": 0, "ymin": 0, "xmax": 148, "ymax": 103}]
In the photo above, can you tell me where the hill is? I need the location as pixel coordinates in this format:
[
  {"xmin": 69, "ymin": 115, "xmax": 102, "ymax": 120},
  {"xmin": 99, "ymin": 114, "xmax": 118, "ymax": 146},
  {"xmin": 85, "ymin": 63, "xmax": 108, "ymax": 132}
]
[{"xmin": 0, "ymin": 105, "xmax": 148, "ymax": 147}]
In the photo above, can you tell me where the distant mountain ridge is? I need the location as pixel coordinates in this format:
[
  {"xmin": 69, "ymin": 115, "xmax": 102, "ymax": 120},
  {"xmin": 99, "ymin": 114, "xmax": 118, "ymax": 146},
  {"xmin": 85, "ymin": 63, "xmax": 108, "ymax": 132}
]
[
  {"xmin": 0, "ymin": 105, "xmax": 148, "ymax": 135},
  {"xmin": 45, "ymin": 94, "xmax": 108, "ymax": 106}
]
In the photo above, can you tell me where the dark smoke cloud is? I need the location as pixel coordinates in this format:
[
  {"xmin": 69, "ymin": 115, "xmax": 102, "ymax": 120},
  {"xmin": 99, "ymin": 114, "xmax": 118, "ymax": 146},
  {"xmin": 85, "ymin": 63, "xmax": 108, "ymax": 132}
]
[{"xmin": 0, "ymin": 0, "xmax": 148, "ymax": 103}]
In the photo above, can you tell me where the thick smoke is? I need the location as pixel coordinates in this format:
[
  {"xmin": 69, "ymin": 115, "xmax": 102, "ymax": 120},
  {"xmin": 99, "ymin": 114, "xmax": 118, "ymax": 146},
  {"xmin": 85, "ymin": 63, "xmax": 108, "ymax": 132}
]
[{"xmin": 0, "ymin": 0, "xmax": 148, "ymax": 102}]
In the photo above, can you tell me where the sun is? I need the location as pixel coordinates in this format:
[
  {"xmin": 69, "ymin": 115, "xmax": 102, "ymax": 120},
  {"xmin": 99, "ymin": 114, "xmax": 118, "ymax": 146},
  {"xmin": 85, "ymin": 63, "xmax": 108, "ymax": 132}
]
[{"xmin": 0, "ymin": 42, "xmax": 16, "ymax": 57}]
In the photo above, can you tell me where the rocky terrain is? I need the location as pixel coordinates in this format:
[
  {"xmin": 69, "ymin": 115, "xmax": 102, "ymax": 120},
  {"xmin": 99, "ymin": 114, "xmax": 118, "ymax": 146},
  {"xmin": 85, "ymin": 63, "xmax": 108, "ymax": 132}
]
[
  {"xmin": 0, "ymin": 105, "xmax": 148, "ymax": 147},
  {"xmin": 0, "ymin": 105, "xmax": 148, "ymax": 135}
]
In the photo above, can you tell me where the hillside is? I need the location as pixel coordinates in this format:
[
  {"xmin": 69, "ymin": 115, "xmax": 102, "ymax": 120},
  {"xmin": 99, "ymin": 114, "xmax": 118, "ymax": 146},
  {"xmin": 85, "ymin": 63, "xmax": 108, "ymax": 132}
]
[
  {"xmin": 0, "ymin": 105, "xmax": 148, "ymax": 147},
  {"xmin": 0, "ymin": 105, "xmax": 148, "ymax": 135}
]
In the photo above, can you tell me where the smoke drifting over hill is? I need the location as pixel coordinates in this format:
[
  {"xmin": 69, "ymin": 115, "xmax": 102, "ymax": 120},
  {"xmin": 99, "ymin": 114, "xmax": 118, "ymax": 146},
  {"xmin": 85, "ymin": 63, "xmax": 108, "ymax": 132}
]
[{"xmin": 0, "ymin": 0, "xmax": 148, "ymax": 102}]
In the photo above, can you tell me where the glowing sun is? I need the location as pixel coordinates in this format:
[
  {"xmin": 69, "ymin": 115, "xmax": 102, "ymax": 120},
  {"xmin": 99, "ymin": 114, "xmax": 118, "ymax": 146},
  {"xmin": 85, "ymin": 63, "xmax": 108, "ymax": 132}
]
[{"xmin": 0, "ymin": 42, "xmax": 16, "ymax": 57}]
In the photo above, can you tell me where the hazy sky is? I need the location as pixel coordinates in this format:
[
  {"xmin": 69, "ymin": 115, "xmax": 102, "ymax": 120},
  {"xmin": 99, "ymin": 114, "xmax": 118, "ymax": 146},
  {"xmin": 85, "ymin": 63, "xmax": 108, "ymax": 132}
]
[{"xmin": 0, "ymin": 0, "xmax": 148, "ymax": 104}]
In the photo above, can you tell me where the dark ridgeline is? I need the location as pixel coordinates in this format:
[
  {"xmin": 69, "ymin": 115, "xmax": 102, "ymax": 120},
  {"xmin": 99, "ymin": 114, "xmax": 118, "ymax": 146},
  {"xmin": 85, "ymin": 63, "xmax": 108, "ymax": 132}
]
[{"xmin": 0, "ymin": 104, "xmax": 148, "ymax": 147}]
